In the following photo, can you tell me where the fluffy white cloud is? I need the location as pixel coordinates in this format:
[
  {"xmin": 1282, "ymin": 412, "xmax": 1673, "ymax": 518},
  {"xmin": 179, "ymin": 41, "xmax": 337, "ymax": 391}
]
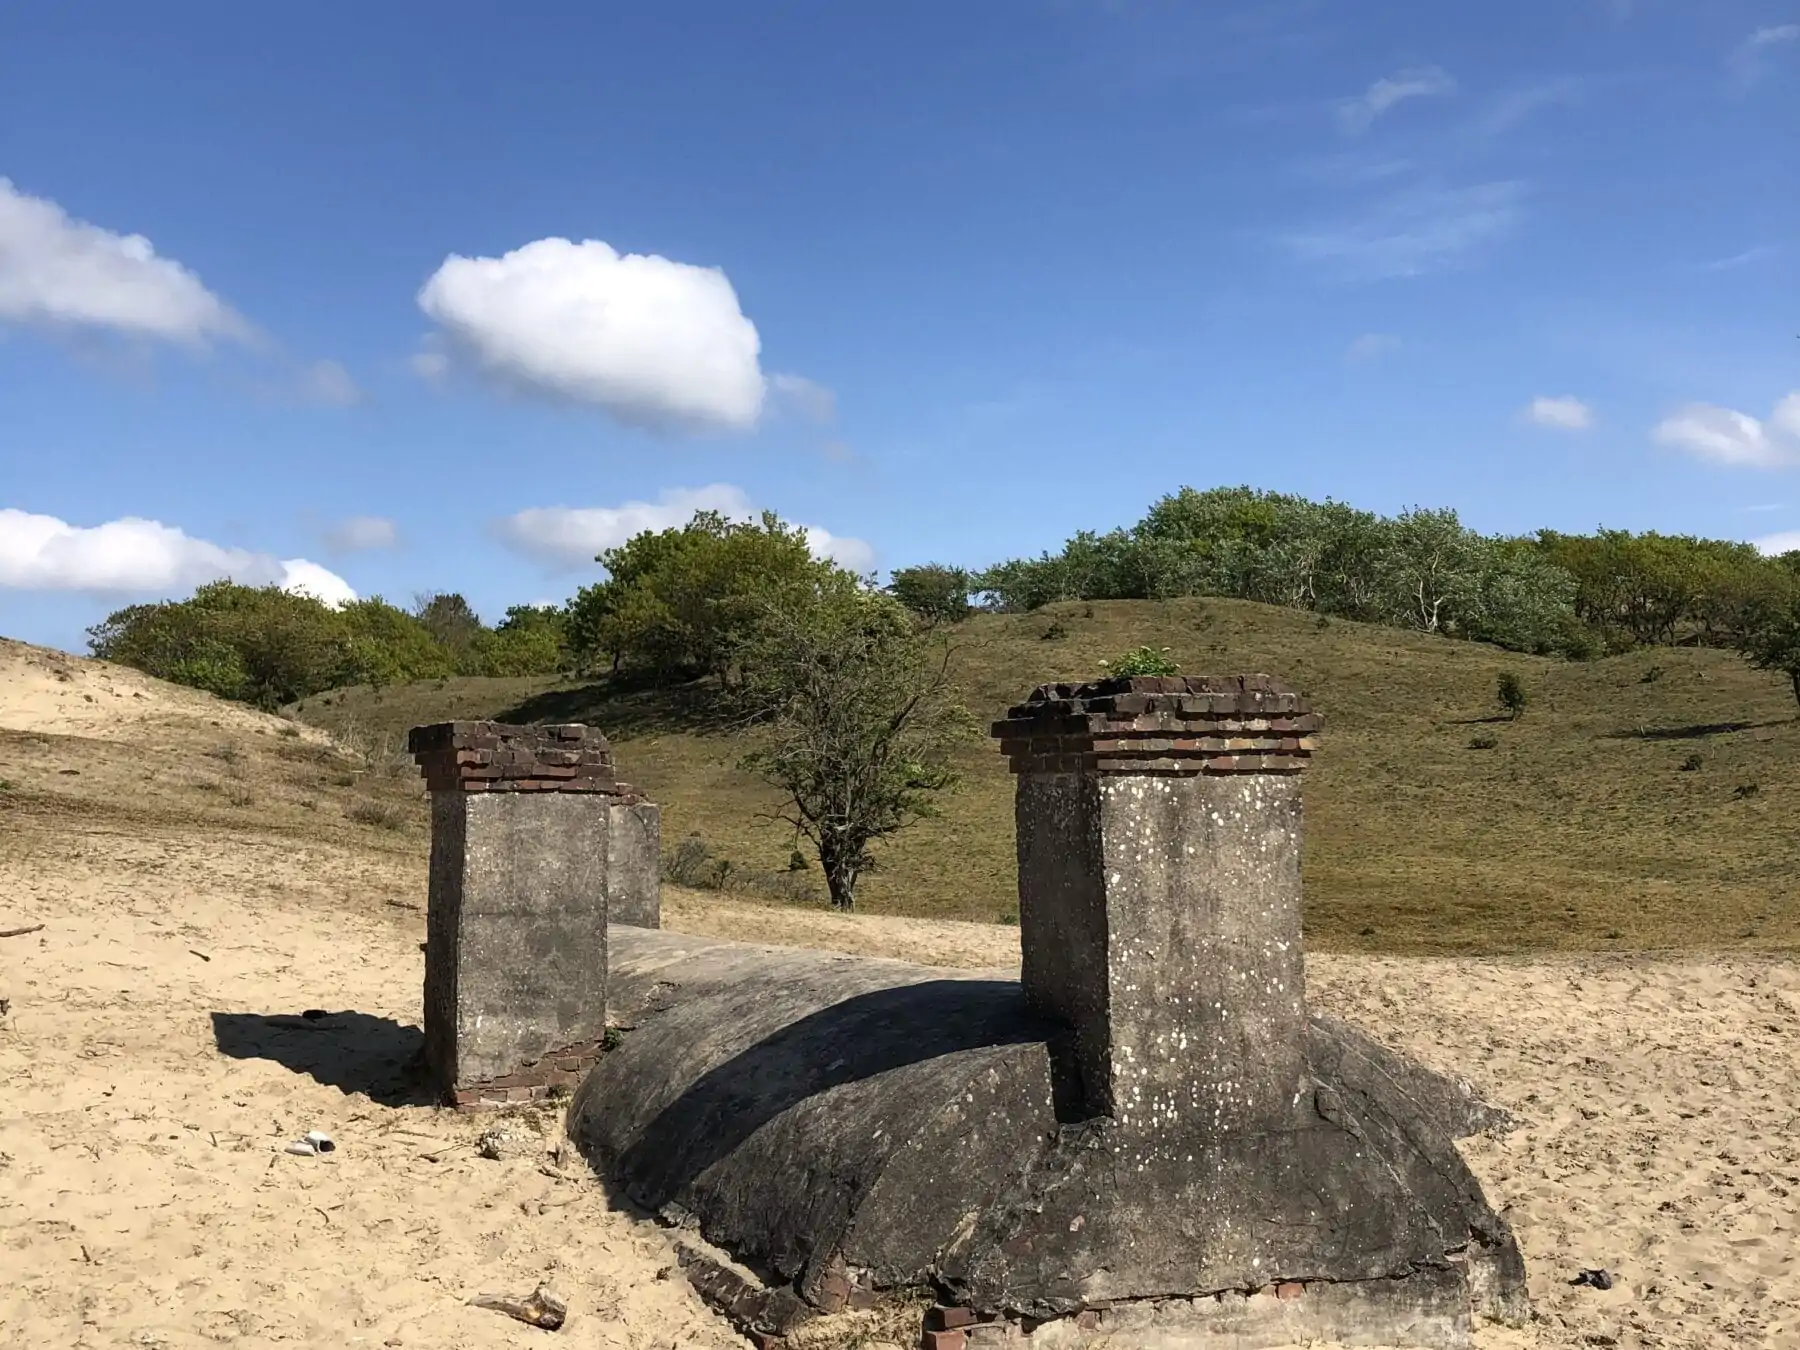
[
  {"xmin": 0, "ymin": 178, "xmax": 248, "ymax": 344},
  {"xmin": 797, "ymin": 525, "xmax": 875, "ymax": 573},
  {"xmin": 492, "ymin": 484, "xmax": 874, "ymax": 574},
  {"xmin": 1344, "ymin": 332, "xmax": 1399, "ymax": 363},
  {"xmin": 323, "ymin": 515, "xmax": 399, "ymax": 553},
  {"xmin": 494, "ymin": 485, "xmax": 755, "ymax": 566},
  {"xmin": 1653, "ymin": 392, "xmax": 1800, "ymax": 469},
  {"xmin": 1523, "ymin": 395, "xmax": 1594, "ymax": 430},
  {"xmin": 1336, "ymin": 67, "xmax": 1456, "ymax": 134},
  {"xmin": 0, "ymin": 509, "xmax": 354, "ymax": 604},
  {"xmin": 416, "ymin": 237, "xmax": 767, "ymax": 432}
]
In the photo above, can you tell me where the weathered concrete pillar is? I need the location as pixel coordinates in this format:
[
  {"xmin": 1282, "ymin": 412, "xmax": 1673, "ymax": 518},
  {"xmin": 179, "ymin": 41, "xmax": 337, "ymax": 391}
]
[
  {"xmin": 408, "ymin": 720, "xmax": 647, "ymax": 1108},
  {"xmin": 992, "ymin": 675, "xmax": 1321, "ymax": 1137},
  {"xmin": 606, "ymin": 800, "xmax": 662, "ymax": 928}
]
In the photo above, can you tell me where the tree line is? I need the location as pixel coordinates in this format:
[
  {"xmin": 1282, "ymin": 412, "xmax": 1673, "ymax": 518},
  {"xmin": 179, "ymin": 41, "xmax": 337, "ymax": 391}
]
[
  {"xmin": 890, "ymin": 485, "xmax": 1800, "ymax": 664},
  {"xmin": 86, "ymin": 583, "xmax": 571, "ymax": 710}
]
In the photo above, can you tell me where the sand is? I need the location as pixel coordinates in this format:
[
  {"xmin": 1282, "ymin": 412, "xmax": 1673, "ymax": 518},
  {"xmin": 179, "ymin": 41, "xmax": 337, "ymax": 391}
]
[{"xmin": 2, "ymin": 639, "xmax": 1797, "ymax": 1349}]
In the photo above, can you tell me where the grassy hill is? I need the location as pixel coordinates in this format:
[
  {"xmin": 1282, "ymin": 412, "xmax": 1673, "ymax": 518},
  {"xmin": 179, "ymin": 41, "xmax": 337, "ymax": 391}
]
[{"xmin": 288, "ymin": 597, "xmax": 1800, "ymax": 956}]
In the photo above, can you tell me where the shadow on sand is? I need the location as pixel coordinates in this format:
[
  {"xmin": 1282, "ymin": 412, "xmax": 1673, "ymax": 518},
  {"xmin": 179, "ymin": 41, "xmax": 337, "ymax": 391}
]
[{"xmin": 211, "ymin": 1009, "xmax": 434, "ymax": 1106}]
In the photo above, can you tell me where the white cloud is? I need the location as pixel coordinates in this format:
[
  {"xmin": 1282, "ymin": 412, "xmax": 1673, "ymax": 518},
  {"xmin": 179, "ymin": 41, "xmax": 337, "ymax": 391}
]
[
  {"xmin": 1523, "ymin": 395, "xmax": 1595, "ymax": 430},
  {"xmin": 797, "ymin": 526, "xmax": 876, "ymax": 573},
  {"xmin": 323, "ymin": 515, "xmax": 399, "ymax": 553},
  {"xmin": 1754, "ymin": 531, "xmax": 1800, "ymax": 555},
  {"xmin": 1285, "ymin": 181, "xmax": 1524, "ymax": 279},
  {"xmin": 0, "ymin": 178, "xmax": 248, "ymax": 345},
  {"xmin": 276, "ymin": 559, "xmax": 359, "ymax": 607},
  {"xmin": 416, "ymin": 236, "xmax": 767, "ymax": 432},
  {"xmin": 0, "ymin": 509, "xmax": 355, "ymax": 603},
  {"xmin": 1336, "ymin": 67, "xmax": 1456, "ymax": 134},
  {"xmin": 1344, "ymin": 332, "xmax": 1400, "ymax": 363},
  {"xmin": 301, "ymin": 359, "xmax": 364, "ymax": 407},
  {"xmin": 1653, "ymin": 392, "xmax": 1800, "ymax": 469},
  {"xmin": 492, "ymin": 484, "xmax": 874, "ymax": 574},
  {"xmin": 494, "ymin": 485, "xmax": 756, "ymax": 567}
]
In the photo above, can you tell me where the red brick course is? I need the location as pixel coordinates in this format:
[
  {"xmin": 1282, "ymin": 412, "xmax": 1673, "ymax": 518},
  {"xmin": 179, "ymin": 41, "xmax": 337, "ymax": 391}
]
[
  {"xmin": 448, "ymin": 1036, "xmax": 605, "ymax": 1111},
  {"xmin": 992, "ymin": 674, "xmax": 1321, "ymax": 777},
  {"xmin": 408, "ymin": 720, "xmax": 643, "ymax": 797}
]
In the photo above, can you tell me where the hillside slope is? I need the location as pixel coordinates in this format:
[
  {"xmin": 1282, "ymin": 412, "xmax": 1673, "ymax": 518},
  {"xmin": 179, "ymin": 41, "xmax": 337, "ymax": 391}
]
[{"xmin": 290, "ymin": 597, "xmax": 1800, "ymax": 955}]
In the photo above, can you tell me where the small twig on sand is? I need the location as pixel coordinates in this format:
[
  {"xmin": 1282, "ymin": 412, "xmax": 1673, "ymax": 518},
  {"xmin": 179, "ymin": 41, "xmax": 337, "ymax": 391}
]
[
  {"xmin": 0, "ymin": 924, "xmax": 45, "ymax": 939},
  {"xmin": 471, "ymin": 1285, "xmax": 567, "ymax": 1331},
  {"xmin": 189, "ymin": 949, "xmax": 211, "ymax": 962},
  {"xmin": 385, "ymin": 898, "xmax": 423, "ymax": 912}
]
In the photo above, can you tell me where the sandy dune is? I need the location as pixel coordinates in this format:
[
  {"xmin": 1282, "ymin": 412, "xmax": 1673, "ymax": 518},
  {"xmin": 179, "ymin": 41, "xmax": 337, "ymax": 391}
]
[{"xmin": 2, "ymin": 640, "xmax": 1796, "ymax": 1348}]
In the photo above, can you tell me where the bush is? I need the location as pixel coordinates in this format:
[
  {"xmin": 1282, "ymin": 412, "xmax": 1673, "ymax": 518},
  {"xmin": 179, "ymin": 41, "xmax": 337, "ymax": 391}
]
[
  {"xmin": 87, "ymin": 582, "xmax": 466, "ymax": 709},
  {"xmin": 1680, "ymin": 753, "xmax": 1704, "ymax": 772},
  {"xmin": 1106, "ymin": 646, "xmax": 1179, "ymax": 677},
  {"xmin": 1468, "ymin": 733, "xmax": 1499, "ymax": 750},
  {"xmin": 1496, "ymin": 672, "xmax": 1528, "ymax": 720}
]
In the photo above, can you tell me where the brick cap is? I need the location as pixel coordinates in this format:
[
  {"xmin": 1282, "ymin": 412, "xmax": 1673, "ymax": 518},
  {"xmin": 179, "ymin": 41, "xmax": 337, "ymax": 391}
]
[
  {"xmin": 408, "ymin": 719, "xmax": 630, "ymax": 795},
  {"xmin": 992, "ymin": 673, "xmax": 1321, "ymax": 776}
]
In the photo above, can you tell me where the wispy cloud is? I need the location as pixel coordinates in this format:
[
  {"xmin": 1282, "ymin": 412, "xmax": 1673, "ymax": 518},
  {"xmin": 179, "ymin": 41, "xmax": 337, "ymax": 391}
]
[
  {"xmin": 322, "ymin": 516, "xmax": 399, "ymax": 554},
  {"xmin": 1335, "ymin": 67, "xmax": 1456, "ymax": 135},
  {"xmin": 1344, "ymin": 333, "xmax": 1400, "ymax": 363},
  {"xmin": 1729, "ymin": 23, "xmax": 1800, "ymax": 89},
  {"xmin": 1704, "ymin": 244, "xmax": 1779, "ymax": 271},
  {"xmin": 1522, "ymin": 396, "xmax": 1595, "ymax": 430},
  {"xmin": 300, "ymin": 359, "xmax": 365, "ymax": 407},
  {"xmin": 1284, "ymin": 180, "xmax": 1524, "ymax": 280},
  {"xmin": 1743, "ymin": 502, "xmax": 1787, "ymax": 513},
  {"xmin": 1472, "ymin": 77, "xmax": 1591, "ymax": 138}
]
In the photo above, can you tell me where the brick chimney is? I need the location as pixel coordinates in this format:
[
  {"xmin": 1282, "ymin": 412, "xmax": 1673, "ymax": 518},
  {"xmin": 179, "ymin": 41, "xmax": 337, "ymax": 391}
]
[{"xmin": 992, "ymin": 676, "xmax": 1321, "ymax": 1138}]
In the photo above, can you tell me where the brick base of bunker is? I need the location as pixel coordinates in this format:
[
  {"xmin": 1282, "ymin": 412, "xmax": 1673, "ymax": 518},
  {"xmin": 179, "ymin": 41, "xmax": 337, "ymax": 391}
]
[{"xmin": 573, "ymin": 929, "xmax": 1526, "ymax": 1348}]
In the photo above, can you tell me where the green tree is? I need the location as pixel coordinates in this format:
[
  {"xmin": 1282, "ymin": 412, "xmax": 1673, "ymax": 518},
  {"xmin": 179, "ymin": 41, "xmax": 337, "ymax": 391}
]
[
  {"xmin": 339, "ymin": 598, "xmax": 456, "ymax": 688},
  {"xmin": 888, "ymin": 564, "xmax": 973, "ymax": 623},
  {"xmin": 568, "ymin": 510, "xmax": 835, "ymax": 681},
  {"xmin": 734, "ymin": 583, "xmax": 974, "ymax": 911},
  {"xmin": 1735, "ymin": 572, "xmax": 1800, "ymax": 711},
  {"xmin": 412, "ymin": 592, "xmax": 486, "ymax": 668},
  {"xmin": 87, "ymin": 582, "xmax": 457, "ymax": 707},
  {"xmin": 470, "ymin": 604, "xmax": 570, "ymax": 677}
]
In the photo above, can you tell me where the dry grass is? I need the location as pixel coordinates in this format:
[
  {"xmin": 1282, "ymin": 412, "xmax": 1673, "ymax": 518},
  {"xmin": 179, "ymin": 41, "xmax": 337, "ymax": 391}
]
[{"xmin": 291, "ymin": 597, "xmax": 1800, "ymax": 956}]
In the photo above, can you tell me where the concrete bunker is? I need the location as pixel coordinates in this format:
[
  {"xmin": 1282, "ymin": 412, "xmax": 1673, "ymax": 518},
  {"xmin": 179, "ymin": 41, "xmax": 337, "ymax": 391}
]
[{"xmin": 415, "ymin": 678, "xmax": 1529, "ymax": 1347}]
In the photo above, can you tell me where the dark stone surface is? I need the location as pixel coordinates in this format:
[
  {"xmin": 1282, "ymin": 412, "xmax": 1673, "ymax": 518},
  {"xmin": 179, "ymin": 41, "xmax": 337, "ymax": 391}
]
[
  {"xmin": 572, "ymin": 928, "xmax": 1526, "ymax": 1334},
  {"xmin": 424, "ymin": 792, "xmax": 609, "ymax": 1091}
]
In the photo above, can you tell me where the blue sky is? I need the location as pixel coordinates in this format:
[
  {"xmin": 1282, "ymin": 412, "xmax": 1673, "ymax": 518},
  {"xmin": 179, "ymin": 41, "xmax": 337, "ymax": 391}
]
[{"xmin": 3, "ymin": 0, "xmax": 1797, "ymax": 653}]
